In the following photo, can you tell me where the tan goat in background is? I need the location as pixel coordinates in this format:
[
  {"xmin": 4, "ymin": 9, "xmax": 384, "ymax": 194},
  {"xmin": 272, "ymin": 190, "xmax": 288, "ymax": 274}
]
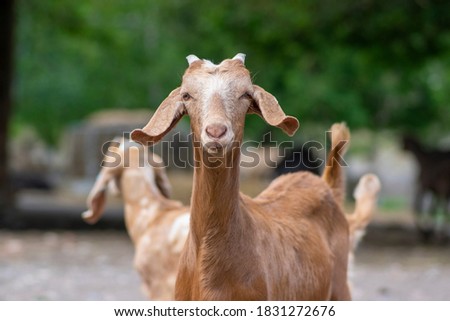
[
  {"xmin": 82, "ymin": 139, "xmax": 190, "ymax": 300},
  {"xmin": 132, "ymin": 54, "xmax": 357, "ymax": 300}
]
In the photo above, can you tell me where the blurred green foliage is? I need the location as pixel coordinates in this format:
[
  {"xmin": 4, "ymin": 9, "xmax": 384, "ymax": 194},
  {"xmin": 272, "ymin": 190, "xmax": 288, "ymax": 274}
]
[{"xmin": 14, "ymin": 0, "xmax": 450, "ymax": 144}]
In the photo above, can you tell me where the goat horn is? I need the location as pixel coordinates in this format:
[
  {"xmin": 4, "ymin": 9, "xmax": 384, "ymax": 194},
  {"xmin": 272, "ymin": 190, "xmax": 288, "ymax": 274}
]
[
  {"xmin": 232, "ymin": 53, "xmax": 246, "ymax": 64},
  {"xmin": 186, "ymin": 54, "xmax": 200, "ymax": 65}
]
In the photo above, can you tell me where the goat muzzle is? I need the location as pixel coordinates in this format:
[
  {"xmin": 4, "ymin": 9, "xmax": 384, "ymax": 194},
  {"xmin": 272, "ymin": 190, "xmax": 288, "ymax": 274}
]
[{"xmin": 205, "ymin": 123, "xmax": 227, "ymax": 139}]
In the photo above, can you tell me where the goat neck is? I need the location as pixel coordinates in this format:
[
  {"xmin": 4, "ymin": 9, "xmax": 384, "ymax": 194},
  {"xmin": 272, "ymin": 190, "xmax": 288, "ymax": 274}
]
[
  {"xmin": 189, "ymin": 138, "xmax": 242, "ymax": 248},
  {"xmin": 121, "ymin": 166, "xmax": 178, "ymax": 244}
]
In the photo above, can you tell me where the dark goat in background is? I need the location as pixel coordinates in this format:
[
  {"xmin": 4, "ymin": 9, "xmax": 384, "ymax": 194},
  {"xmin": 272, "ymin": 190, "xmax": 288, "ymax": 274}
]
[
  {"xmin": 274, "ymin": 142, "xmax": 322, "ymax": 177},
  {"xmin": 402, "ymin": 135, "xmax": 450, "ymax": 240}
]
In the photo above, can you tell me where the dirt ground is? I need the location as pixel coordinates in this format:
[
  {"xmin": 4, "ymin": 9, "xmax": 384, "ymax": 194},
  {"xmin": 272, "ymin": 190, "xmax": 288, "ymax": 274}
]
[
  {"xmin": 2, "ymin": 171, "xmax": 449, "ymax": 301},
  {"xmin": 1, "ymin": 226, "xmax": 449, "ymax": 301}
]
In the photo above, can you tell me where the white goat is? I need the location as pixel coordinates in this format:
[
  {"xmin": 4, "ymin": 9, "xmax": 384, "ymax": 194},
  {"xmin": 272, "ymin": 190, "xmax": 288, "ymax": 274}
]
[
  {"xmin": 82, "ymin": 139, "xmax": 190, "ymax": 300},
  {"xmin": 131, "ymin": 54, "xmax": 358, "ymax": 300}
]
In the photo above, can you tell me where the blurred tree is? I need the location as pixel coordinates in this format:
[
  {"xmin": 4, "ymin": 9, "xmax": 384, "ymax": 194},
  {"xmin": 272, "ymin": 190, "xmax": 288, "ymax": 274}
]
[
  {"xmin": 1, "ymin": 0, "xmax": 15, "ymax": 220},
  {"xmin": 12, "ymin": 0, "xmax": 450, "ymax": 144}
]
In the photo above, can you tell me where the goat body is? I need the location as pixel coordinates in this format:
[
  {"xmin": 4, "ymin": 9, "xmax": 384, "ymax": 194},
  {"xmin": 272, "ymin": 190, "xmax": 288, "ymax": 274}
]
[
  {"xmin": 82, "ymin": 140, "xmax": 190, "ymax": 300},
  {"xmin": 132, "ymin": 54, "xmax": 354, "ymax": 300}
]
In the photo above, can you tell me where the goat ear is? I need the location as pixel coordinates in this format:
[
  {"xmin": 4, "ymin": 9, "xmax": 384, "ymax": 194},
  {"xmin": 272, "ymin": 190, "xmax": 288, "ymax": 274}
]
[
  {"xmin": 148, "ymin": 153, "xmax": 172, "ymax": 198},
  {"xmin": 248, "ymin": 85, "xmax": 299, "ymax": 136},
  {"xmin": 153, "ymin": 166, "xmax": 172, "ymax": 199},
  {"xmin": 82, "ymin": 170, "xmax": 115, "ymax": 224},
  {"xmin": 131, "ymin": 87, "xmax": 185, "ymax": 146}
]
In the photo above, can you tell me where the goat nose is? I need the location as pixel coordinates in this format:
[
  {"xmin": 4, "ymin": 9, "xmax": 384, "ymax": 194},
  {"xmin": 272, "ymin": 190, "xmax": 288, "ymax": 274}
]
[{"xmin": 205, "ymin": 123, "xmax": 227, "ymax": 139}]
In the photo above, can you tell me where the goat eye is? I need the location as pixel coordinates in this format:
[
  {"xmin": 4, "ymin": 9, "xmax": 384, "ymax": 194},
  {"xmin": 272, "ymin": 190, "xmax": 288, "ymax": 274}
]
[
  {"xmin": 239, "ymin": 92, "xmax": 251, "ymax": 100},
  {"xmin": 182, "ymin": 93, "xmax": 191, "ymax": 101}
]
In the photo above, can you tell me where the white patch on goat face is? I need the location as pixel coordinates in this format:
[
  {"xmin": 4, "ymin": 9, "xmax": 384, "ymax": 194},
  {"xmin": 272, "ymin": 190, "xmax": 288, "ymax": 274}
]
[
  {"xmin": 193, "ymin": 75, "xmax": 233, "ymax": 150},
  {"xmin": 201, "ymin": 77, "xmax": 248, "ymax": 151}
]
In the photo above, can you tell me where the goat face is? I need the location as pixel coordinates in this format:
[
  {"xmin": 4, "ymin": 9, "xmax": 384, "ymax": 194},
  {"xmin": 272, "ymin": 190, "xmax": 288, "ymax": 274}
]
[
  {"xmin": 131, "ymin": 54, "xmax": 299, "ymax": 154},
  {"xmin": 182, "ymin": 54, "xmax": 252, "ymax": 154}
]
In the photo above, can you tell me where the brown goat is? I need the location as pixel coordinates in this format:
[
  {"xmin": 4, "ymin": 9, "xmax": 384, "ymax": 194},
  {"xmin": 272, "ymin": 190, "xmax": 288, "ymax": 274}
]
[
  {"xmin": 82, "ymin": 139, "xmax": 190, "ymax": 300},
  {"xmin": 132, "ymin": 54, "xmax": 351, "ymax": 300}
]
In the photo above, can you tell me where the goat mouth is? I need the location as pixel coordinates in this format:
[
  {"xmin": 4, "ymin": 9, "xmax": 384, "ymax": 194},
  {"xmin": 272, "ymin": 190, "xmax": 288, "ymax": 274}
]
[
  {"xmin": 201, "ymin": 133, "xmax": 236, "ymax": 155},
  {"xmin": 204, "ymin": 141, "xmax": 224, "ymax": 154}
]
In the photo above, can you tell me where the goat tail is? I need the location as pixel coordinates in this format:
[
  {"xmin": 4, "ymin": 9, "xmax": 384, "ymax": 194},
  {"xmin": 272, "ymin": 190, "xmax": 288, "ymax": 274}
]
[
  {"xmin": 347, "ymin": 174, "xmax": 381, "ymax": 250},
  {"xmin": 322, "ymin": 122, "xmax": 351, "ymax": 205}
]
